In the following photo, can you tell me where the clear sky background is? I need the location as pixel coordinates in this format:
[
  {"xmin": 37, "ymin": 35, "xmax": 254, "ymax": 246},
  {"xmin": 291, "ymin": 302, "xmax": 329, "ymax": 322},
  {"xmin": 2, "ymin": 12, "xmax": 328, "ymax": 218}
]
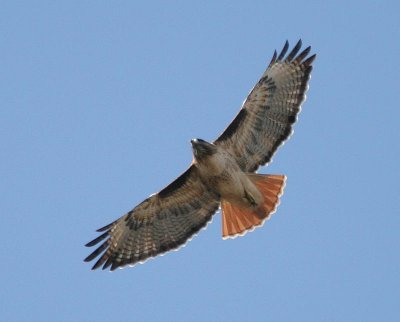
[{"xmin": 2, "ymin": 1, "xmax": 399, "ymax": 321}]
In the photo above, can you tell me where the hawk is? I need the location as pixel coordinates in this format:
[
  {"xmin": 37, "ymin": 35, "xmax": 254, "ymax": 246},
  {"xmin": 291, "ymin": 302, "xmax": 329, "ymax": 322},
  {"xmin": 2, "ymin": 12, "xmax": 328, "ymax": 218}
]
[{"xmin": 85, "ymin": 40, "xmax": 315, "ymax": 271}]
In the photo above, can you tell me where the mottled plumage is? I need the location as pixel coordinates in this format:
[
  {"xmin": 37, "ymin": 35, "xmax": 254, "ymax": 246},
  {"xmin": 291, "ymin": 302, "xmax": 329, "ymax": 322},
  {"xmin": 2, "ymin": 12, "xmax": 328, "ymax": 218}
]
[
  {"xmin": 215, "ymin": 40, "xmax": 314, "ymax": 172},
  {"xmin": 85, "ymin": 40, "xmax": 315, "ymax": 271}
]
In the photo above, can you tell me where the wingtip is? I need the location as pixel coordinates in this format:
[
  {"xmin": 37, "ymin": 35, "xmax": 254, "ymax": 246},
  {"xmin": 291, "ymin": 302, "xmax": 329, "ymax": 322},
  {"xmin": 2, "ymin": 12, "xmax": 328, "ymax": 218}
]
[
  {"xmin": 96, "ymin": 222, "xmax": 114, "ymax": 232},
  {"xmin": 84, "ymin": 231, "xmax": 109, "ymax": 247},
  {"xmin": 277, "ymin": 40, "xmax": 289, "ymax": 61},
  {"xmin": 83, "ymin": 255, "xmax": 93, "ymax": 263},
  {"xmin": 303, "ymin": 53, "xmax": 317, "ymax": 66},
  {"xmin": 286, "ymin": 39, "xmax": 303, "ymax": 62},
  {"xmin": 269, "ymin": 49, "xmax": 278, "ymax": 66}
]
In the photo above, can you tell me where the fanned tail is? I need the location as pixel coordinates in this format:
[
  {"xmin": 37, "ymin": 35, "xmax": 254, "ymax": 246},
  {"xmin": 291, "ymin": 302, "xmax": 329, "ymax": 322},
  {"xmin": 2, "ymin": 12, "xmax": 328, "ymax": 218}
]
[{"xmin": 221, "ymin": 174, "xmax": 286, "ymax": 239}]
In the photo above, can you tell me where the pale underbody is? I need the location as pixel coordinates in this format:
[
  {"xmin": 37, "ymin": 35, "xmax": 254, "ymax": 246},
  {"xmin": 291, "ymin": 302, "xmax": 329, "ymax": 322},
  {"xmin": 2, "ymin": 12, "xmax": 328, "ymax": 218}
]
[{"xmin": 194, "ymin": 146, "xmax": 264, "ymax": 210}]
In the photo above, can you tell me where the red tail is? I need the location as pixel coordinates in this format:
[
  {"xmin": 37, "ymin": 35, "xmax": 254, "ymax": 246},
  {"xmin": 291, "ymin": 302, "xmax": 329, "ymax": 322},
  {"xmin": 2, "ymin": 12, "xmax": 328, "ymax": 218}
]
[{"xmin": 221, "ymin": 174, "xmax": 286, "ymax": 239}]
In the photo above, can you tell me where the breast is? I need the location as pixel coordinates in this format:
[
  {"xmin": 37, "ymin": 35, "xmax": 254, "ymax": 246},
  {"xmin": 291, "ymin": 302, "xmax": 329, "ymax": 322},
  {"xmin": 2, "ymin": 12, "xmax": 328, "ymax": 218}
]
[{"xmin": 196, "ymin": 149, "xmax": 256, "ymax": 205}]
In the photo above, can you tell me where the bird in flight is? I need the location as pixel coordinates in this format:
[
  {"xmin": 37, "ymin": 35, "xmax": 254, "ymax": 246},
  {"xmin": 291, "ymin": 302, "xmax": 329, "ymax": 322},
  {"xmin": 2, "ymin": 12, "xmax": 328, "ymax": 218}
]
[{"xmin": 85, "ymin": 40, "xmax": 315, "ymax": 271}]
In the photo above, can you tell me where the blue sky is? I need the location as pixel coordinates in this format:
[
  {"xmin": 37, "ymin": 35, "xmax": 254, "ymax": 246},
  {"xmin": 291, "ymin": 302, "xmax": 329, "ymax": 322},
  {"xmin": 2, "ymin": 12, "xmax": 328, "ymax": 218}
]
[{"xmin": 1, "ymin": 1, "xmax": 399, "ymax": 321}]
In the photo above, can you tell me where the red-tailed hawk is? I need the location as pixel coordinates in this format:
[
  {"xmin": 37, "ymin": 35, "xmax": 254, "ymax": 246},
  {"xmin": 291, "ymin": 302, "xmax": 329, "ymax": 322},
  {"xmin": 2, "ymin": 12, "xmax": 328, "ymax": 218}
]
[{"xmin": 85, "ymin": 40, "xmax": 315, "ymax": 271}]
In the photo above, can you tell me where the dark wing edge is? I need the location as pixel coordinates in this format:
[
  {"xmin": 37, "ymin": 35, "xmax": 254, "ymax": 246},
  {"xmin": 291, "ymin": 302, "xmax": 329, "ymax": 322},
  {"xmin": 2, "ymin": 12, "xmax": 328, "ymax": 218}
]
[
  {"xmin": 84, "ymin": 165, "xmax": 220, "ymax": 271},
  {"xmin": 215, "ymin": 39, "xmax": 316, "ymax": 172}
]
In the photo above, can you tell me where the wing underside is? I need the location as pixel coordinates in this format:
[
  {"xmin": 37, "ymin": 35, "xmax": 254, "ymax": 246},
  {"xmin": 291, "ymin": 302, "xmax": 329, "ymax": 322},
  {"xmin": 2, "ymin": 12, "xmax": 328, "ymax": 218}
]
[
  {"xmin": 84, "ymin": 166, "xmax": 220, "ymax": 271},
  {"xmin": 215, "ymin": 39, "xmax": 315, "ymax": 172}
]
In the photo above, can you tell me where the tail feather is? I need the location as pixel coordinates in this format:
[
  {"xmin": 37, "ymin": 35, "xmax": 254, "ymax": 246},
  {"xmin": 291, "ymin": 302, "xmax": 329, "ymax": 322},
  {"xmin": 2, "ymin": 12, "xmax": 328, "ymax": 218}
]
[{"xmin": 221, "ymin": 174, "xmax": 286, "ymax": 239}]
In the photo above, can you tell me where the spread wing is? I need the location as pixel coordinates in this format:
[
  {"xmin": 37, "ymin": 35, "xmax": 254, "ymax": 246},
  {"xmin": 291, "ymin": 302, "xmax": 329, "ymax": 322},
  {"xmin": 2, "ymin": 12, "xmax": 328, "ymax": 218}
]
[
  {"xmin": 84, "ymin": 165, "xmax": 220, "ymax": 271},
  {"xmin": 214, "ymin": 40, "xmax": 316, "ymax": 172}
]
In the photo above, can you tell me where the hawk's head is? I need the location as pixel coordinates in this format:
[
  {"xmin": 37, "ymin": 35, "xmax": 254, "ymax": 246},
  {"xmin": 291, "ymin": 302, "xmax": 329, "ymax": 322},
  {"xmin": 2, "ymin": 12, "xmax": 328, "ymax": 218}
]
[{"xmin": 191, "ymin": 139, "xmax": 217, "ymax": 161}]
